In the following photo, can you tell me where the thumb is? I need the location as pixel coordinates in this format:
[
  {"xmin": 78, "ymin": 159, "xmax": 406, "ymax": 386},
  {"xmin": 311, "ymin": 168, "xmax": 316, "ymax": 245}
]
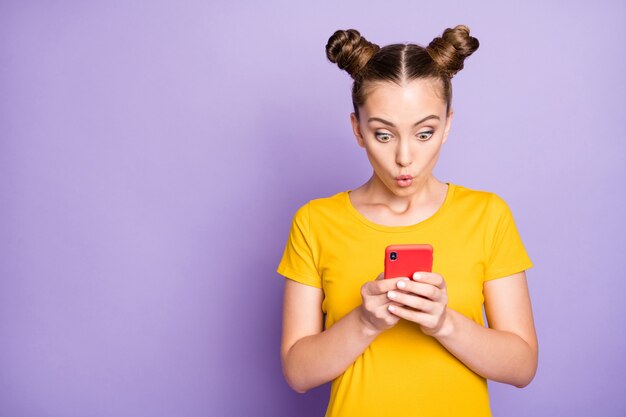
[{"xmin": 375, "ymin": 271, "xmax": 385, "ymax": 281}]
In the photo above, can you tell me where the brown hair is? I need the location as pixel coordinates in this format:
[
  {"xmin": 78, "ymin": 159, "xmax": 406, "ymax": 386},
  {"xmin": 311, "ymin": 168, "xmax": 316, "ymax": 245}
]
[{"xmin": 325, "ymin": 25, "xmax": 479, "ymax": 119}]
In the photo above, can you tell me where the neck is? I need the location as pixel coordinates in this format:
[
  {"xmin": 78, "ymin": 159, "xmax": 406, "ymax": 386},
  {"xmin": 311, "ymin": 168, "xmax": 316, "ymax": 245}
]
[{"xmin": 360, "ymin": 174, "xmax": 445, "ymax": 213}]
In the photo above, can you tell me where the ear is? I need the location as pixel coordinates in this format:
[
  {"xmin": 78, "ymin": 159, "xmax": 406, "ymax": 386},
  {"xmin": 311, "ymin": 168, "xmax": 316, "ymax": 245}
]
[
  {"xmin": 350, "ymin": 112, "xmax": 366, "ymax": 148},
  {"xmin": 441, "ymin": 109, "xmax": 453, "ymax": 145}
]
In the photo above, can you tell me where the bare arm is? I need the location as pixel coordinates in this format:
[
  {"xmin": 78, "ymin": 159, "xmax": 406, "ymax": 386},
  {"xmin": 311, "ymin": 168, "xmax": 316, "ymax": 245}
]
[
  {"xmin": 387, "ymin": 271, "xmax": 538, "ymax": 387},
  {"xmin": 280, "ymin": 274, "xmax": 405, "ymax": 393}
]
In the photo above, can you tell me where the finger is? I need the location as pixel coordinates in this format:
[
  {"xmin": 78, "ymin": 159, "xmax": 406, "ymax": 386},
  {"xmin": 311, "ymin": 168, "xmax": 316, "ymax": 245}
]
[
  {"xmin": 412, "ymin": 272, "xmax": 446, "ymax": 289},
  {"xmin": 366, "ymin": 277, "xmax": 411, "ymax": 295},
  {"xmin": 388, "ymin": 304, "xmax": 439, "ymax": 328},
  {"xmin": 396, "ymin": 279, "xmax": 442, "ymax": 301},
  {"xmin": 365, "ymin": 302, "xmax": 401, "ymax": 327},
  {"xmin": 378, "ymin": 301, "xmax": 403, "ymax": 316},
  {"xmin": 364, "ymin": 292, "xmax": 399, "ymax": 310},
  {"xmin": 387, "ymin": 290, "xmax": 435, "ymax": 313}
]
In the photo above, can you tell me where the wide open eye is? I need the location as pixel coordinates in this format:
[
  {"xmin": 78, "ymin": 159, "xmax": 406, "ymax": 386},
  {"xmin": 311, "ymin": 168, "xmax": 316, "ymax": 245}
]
[
  {"xmin": 375, "ymin": 132, "xmax": 392, "ymax": 143},
  {"xmin": 417, "ymin": 131, "xmax": 434, "ymax": 141}
]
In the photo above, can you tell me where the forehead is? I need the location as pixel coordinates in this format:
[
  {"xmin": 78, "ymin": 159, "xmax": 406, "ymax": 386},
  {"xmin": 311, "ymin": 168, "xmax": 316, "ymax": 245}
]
[{"xmin": 361, "ymin": 79, "xmax": 446, "ymax": 119}]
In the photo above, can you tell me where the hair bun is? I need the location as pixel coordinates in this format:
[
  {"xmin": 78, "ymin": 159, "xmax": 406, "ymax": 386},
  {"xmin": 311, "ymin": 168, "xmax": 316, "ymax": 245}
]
[
  {"xmin": 326, "ymin": 29, "xmax": 380, "ymax": 80},
  {"xmin": 427, "ymin": 25, "xmax": 479, "ymax": 78}
]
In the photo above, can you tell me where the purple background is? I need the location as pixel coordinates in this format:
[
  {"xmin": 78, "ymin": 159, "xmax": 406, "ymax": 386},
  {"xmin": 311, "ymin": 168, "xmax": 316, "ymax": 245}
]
[{"xmin": 1, "ymin": 1, "xmax": 625, "ymax": 416}]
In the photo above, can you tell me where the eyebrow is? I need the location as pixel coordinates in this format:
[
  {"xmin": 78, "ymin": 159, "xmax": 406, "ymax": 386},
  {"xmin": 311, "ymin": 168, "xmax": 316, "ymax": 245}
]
[{"xmin": 367, "ymin": 115, "xmax": 440, "ymax": 127}]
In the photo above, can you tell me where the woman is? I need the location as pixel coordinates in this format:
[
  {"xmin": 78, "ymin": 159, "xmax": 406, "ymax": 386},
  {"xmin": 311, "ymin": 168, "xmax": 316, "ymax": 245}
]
[{"xmin": 276, "ymin": 25, "xmax": 537, "ymax": 417}]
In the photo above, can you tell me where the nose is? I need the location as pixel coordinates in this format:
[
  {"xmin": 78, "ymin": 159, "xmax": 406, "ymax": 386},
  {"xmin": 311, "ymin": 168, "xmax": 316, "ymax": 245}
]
[{"xmin": 395, "ymin": 139, "xmax": 412, "ymax": 167}]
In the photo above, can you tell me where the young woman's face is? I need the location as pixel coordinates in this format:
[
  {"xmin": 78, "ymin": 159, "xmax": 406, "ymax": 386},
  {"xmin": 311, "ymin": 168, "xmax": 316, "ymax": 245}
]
[{"xmin": 350, "ymin": 78, "xmax": 453, "ymax": 195}]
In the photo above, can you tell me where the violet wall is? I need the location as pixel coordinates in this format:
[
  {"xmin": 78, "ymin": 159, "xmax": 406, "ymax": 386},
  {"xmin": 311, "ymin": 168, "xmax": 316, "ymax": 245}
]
[{"xmin": 1, "ymin": 1, "xmax": 625, "ymax": 416}]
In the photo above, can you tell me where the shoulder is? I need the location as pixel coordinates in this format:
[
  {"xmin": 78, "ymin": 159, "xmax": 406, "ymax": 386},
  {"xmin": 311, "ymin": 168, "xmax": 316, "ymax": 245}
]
[
  {"xmin": 451, "ymin": 183, "xmax": 504, "ymax": 209},
  {"xmin": 309, "ymin": 190, "xmax": 347, "ymax": 211},
  {"xmin": 448, "ymin": 184, "xmax": 516, "ymax": 225},
  {"xmin": 292, "ymin": 190, "xmax": 348, "ymax": 219}
]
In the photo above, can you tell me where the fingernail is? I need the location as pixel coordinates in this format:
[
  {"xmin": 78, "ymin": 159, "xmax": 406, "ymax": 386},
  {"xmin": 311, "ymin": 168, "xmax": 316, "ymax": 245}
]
[
  {"xmin": 413, "ymin": 272, "xmax": 422, "ymax": 280},
  {"xmin": 397, "ymin": 280, "xmax": 406, "ymax": 289},
  {"xmin": 388, "ymin": 305, "xmax": 396, "ymax": 312},
  {"xmin": 387, "ymin": 291, "xmax": 397, "ymax": 299}
]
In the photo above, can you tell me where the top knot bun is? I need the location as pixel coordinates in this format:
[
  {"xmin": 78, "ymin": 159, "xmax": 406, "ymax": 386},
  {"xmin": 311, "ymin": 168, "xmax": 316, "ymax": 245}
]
[
  {"xmin": 427, "ymin": 25, "xmax": 479, "ymax": 78},
  {"xmin": 326, "ymin": 29, "xmax": 380, "ymax": 80}
]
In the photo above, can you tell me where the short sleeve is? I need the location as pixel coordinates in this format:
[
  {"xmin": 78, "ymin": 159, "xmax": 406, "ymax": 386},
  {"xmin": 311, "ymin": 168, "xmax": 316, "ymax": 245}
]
[
  {"xmin": 484, "ymin": 193, "xmax": 533, "ymax": 281},
  {"xmin": 276, "ymin": 202, "xmax": 322, "ymax": 288}
]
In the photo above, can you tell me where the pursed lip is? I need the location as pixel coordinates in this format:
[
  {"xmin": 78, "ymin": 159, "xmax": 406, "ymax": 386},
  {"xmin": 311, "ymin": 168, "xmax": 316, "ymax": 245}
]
[{"xmin": 395, "ymin": 175, "xmax": 413, "ymax": 180}]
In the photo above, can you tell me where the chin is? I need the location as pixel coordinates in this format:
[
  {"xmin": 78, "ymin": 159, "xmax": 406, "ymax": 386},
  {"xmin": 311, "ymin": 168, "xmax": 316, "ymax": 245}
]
[{"xmin": 388, "ymin": 185, "xmax": 414, "ymax": 196}]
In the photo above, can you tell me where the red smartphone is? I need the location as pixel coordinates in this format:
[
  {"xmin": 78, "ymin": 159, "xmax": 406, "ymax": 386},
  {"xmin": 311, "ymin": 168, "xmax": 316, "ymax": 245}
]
[{"xmin": 384, "ymin": 244, "xmax": 433, "ymax": 279}]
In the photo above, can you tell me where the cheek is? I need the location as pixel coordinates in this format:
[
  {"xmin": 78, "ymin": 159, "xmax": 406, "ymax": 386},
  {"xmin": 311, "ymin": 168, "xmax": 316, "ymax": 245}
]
[
  {"xmin": 407, "ymin": 144, "xmax": 444, "ymax": 168},
  {"xmin": 364, "ymin": 144, "xmax": 392, "ymax": 164},
  {"xmin": 421, "ymin": 143, "xmax": 444, "ymax": 163},
  {"xmin": 364, "ymin": 148, "xmax": 383, "ymax": 167}
]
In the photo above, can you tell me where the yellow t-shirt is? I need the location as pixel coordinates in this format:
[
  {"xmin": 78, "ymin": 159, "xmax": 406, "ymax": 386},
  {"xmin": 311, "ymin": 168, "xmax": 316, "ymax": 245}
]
[{"xmin": 277, "ymin": 183, "xmax": 533, "ymax": 417}]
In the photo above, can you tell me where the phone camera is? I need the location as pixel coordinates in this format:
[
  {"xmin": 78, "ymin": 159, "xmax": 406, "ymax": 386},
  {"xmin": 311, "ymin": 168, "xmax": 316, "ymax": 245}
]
[{"xmin": 390, "ymin": 252, "xmax": 397, "ymax": 261}]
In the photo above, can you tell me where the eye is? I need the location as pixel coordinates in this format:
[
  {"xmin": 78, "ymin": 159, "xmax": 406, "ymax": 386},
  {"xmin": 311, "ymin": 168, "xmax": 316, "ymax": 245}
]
[
  {"xmin": 417, "ymin": 131, "xmax": 434, "ymax": 141},
  {"xmin": 375, "ymin": 132, "xmax": 392, "ymax": 143}
]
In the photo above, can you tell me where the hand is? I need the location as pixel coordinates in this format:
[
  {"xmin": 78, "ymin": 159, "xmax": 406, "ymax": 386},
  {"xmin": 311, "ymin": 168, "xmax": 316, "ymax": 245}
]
[
  {"xmin": 358, "ymin": 272, "xmax": 407, "ymax": 335},
  {"xmin": 386, "ymin": 271, "xmax": 450, "ymax": 337}
]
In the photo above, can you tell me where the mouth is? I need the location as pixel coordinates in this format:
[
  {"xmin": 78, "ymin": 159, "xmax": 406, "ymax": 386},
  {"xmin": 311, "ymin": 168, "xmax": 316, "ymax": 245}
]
[{"xmin": 395, "ymin": 175, "xmax": 414, "ymax": 187}]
